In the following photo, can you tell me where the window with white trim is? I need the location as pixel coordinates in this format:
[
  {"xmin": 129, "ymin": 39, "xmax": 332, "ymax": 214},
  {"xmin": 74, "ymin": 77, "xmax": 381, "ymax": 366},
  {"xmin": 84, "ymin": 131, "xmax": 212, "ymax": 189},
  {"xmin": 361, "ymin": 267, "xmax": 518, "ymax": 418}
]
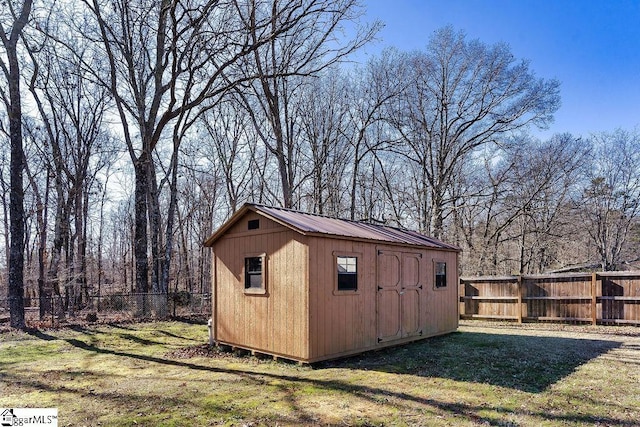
[
  {"xmin": 244, "ymin": 256, "xmax": 263, "ymax": 290},
  {"xmin": 435, "ymin": 261, "xmax": 447, "ymax": 288},
  {"xmin": 337, "ymin": 256, "xmax": 358, "ymax": 291}
]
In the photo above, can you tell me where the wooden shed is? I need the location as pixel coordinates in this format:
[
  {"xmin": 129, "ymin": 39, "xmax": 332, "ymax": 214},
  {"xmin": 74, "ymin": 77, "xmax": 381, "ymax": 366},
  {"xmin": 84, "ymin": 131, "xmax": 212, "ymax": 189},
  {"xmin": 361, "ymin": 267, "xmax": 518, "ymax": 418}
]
[{"xmin": 204, "ymin": 203, "xmax": 460, "ymax": 363}]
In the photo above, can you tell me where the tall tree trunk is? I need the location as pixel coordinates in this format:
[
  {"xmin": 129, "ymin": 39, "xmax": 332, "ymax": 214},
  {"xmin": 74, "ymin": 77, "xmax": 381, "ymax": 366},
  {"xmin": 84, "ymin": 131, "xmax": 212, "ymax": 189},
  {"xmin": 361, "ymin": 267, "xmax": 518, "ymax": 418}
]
[
  {"xmin": 160, "ymin": 147, "xmax": 180, "ymax": 296},
  {"xmin": 147, "ymin": 157, "xmax": 162, "ymax": 294},
  {"xmin": 25, "ymin": 161, "xmax": 51, "ymax": 319},
  {"xmin": 1, "ymin": 0, "xmax": 33, "ymax": 329},
  {"xmin": 1, "ymin": 170, "xmax": 9, "ymax": 270},
  {"xmin": 38, "ymin": 173, "xmax": 51, "ymax": 318},
  {"xmin": 81, "ymin": 179, "xmax": 91, "ymax": 302},
  {"xmin": 48, "ymin": 184, "xmax": 69, "ymax": 319},
  {"xmin": 349, "ymin": 142, "xmax": 361, "ymax": 220},
  {"xmin": 133, "ymin": 154, "xmax": 150, "ymax": 317},
  {"xmin": 7, "ymin": 72, "xmax": 26, "ymax": 327},
  {"xmin": 430, "ymin": 193, "xmax": 444, "ymax": 240},
  {"xmin": 133, "ymin": 154, "xmax": 149, "ymax": 294},
  {"xmin": 72, "ymin": 176, "xmax": 86, "ymax": 310}
]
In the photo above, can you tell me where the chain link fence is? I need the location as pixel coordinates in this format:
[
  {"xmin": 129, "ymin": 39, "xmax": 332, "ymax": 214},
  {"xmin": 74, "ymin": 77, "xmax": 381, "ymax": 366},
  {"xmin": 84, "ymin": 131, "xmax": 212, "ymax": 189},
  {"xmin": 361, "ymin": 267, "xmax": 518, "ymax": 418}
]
[{"xmin": 0, "ymin": 292, "xmax": 211, "ymax": 327}]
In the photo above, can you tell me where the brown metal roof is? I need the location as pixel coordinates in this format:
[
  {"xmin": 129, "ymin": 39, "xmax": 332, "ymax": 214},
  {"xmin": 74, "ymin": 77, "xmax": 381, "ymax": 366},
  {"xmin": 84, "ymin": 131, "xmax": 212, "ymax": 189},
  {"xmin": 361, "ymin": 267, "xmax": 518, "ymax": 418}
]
[{"xmin": 205, "ymin": 203, "xmax": 460, "ymax": 251}]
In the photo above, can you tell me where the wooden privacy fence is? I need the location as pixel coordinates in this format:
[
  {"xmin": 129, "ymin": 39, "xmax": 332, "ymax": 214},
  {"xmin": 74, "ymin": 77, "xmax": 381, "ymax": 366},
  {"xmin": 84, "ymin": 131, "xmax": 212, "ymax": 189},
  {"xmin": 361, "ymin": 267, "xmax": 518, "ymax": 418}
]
[{"xmin": 459, "ymin": 272, "xmax": 640, "ymax": 325}]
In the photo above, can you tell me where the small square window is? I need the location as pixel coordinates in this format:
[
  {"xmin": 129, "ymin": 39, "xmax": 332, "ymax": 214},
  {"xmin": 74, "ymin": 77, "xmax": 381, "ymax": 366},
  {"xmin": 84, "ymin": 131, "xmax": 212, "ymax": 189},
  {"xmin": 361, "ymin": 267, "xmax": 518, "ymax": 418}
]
[
  {"xmin": 337, "ymin": 256, "xmax": 357, "ymax": 291},
  {"xmin": 245, "ymin": 257, "xmax": 263, "ymax": 289},
  {"xmin": 435, "ymin": 261, "xmax": 447, "ymax": 288},
  {"xmin": 248, "ymin": 219, "xmax": 259, "ymax": 230}
]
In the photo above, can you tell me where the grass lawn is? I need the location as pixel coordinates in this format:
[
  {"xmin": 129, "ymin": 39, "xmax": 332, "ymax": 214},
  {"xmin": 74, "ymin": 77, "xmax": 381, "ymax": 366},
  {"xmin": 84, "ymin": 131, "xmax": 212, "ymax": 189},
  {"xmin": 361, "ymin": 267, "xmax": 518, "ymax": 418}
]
[{"xmin": 1, "ymin": 320, "xmax": 639, "ymax": 426}]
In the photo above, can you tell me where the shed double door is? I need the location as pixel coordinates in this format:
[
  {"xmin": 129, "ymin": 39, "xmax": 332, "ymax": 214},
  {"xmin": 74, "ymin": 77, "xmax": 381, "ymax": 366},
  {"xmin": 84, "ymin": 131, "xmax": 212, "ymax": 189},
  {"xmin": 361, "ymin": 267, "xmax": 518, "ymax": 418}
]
[{"xmin": 376, "ymin": 249, "xmax": 424, "ymax": 343}]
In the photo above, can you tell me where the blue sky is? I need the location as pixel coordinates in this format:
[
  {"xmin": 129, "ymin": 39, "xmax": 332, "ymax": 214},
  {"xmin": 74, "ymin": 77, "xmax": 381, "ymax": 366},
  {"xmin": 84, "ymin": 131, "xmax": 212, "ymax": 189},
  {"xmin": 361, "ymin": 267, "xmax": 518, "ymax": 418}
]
[{"xmin": 358, "ymin": 0, "xmax": 640, "ymax": 140}]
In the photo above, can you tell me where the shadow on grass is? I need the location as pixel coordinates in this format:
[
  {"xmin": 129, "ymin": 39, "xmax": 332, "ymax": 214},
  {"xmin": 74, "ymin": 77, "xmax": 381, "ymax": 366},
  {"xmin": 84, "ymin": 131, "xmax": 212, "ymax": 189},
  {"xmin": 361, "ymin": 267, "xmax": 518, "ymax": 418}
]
[
  {"xmin": 169, "ymin": 316, "xmax": 208, "ymax": 325},
  {"xmin": 115, "ymin": 332, "xmax": 167, "ymax": 346},
  {"xmin": 25, "ymin": 329, "xmax": 58, "ymax": 341},
  {"xmin": 156, "ymin": 329, "xmax": 203, "ymax": 342},
  {"xmin": 26, "ymin": 328, "xmax": 622, "ymax": 394},
  {"xmin": 27, "ymin": 326, "xmax": 164, "ymax": 347},
  {"xmin": 19, "ymin": 328, "xmax": 634, "ymax": 427},
  {"xmin": 68, "ymin": 325, "xmax": 99, "ymax": 335},
  {"xmin": 317, "ymin": 331, "xmax": 622, "ymax": 393},
  {"xmin": 4, "ymin": 364, "xmax": 636, "ymax": 427},
  {"xmin": 105, "ymin": 323, "xmax": 137, "ymax": 330}
]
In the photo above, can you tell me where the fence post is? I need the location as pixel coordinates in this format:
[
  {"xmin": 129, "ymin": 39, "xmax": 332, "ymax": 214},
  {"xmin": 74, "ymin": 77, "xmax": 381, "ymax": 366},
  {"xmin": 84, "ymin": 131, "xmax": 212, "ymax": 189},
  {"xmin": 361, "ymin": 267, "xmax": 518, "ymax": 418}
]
[
  {"xmin": 517, "ymin": 275, "xmax": 523, "ymax": 324},
  {"xmin": 591, "ymin": 272, "xmax": 597, "ymax": 325},
  {"xmin": 459, "ymin": 279, "xmax": 464, "ymax": 318}
]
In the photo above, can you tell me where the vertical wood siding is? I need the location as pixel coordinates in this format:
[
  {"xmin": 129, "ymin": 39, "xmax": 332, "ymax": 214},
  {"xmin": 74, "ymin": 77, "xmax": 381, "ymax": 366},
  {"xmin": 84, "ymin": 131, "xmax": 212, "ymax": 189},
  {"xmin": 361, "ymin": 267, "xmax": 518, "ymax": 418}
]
[
  {"xmin": 422, "ymin": 250, "xmax": 459, "ymax": 336},
  {"xmin": 308, "ymin": 238, "xmax": 376, "ymax": 360},
  {"xmin": 308, "ymin": 240, "xmax": 459, "ymax": 361},
  {"xmin": 213, "ymin": 214, "xmax": 309, "ymax": 359}
]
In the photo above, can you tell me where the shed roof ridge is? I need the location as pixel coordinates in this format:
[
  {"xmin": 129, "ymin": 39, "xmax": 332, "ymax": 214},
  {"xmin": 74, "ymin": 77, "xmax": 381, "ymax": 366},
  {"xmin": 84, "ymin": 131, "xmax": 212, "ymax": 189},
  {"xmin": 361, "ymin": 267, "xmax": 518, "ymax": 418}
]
[
  {"xmin": 248, "ymin": 203, "xmax": 411, "ymax": 231},
  {"xmin": 245, "ymin": 203, "xmax": 460, "ymax": 251}
]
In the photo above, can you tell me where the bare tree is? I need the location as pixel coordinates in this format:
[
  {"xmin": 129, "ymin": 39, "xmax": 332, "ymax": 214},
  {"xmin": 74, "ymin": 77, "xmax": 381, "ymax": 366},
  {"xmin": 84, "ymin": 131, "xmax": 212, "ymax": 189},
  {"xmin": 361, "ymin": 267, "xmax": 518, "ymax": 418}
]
[
  {"xmin": 296, "ymin": 68, "xmax": 351, "ymax": 215},
  {"xmin": 454, "ymin": 133, "xmax": 587, "ymax": 275},
  {"xmin": 581, "ymin": 129, "xmax": 640, "ymax": 271},
  {"xmin": 175, "ymin": 159, "xmax": 223, "ymax": 293},
  {"xmin": 345, "ymin": 50, "xmax": 406, "ymax": 221},
  {"xmin": 77, "ymin": 0, "xmax": 377, "ymax": 299},
  {"xmin": 389, "ymin": 27, "xmax": 560, "ymax": 239},
  {"xmin": 448, "ymin": 146, "xmax": 511, "ymax": 274},
  {"xmin": 0, "ymin": 0, "xmax": 33, "ymax": 328},
  {"xmin": 198, "ymin": 100, "xmax": 255, "ymax": 214},
  {"xmin": 20, "ymin": 9, "xmax": 117, "ymax": 315},
  {"xmin": 239, "ymin": 0, "xmax": 380, "ymax": 208},
  {"xmin": 21, "ymin": 120, "xmax": 52, "ymax": 318},
  {"xmin": 509, "ymin": 134, "xmax": 587, "ymax": 273}
]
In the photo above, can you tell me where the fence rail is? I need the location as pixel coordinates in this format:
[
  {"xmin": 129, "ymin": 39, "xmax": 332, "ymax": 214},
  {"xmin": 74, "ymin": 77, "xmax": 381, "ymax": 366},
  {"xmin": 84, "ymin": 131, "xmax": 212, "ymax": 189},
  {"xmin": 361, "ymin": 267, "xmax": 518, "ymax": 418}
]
[
  {"xmin": 459, "ymin": 272, "xmax": 640, "ymax": 325},
  {"xmin": 0, "ymin": 292, "xmax": 211, "ymax": 327}
]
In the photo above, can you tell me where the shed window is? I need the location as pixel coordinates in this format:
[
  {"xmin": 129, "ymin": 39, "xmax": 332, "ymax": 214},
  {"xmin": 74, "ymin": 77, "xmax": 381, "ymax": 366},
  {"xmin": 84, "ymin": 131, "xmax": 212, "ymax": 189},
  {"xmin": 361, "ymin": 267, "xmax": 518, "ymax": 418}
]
[
  {"xmin": 245, "ymin": 257, "xmax": 263, "ymax": 289},
  {"xmin": 435, "ymin": 261, "xmax": 447, "ymax": 288},
  {"xmin": 337, "ymin": 256, "xmax": 357, "ymax": 291},
  {"xmin": 248, "ymin": 219, "xmax": 259, "ymax": 230}
]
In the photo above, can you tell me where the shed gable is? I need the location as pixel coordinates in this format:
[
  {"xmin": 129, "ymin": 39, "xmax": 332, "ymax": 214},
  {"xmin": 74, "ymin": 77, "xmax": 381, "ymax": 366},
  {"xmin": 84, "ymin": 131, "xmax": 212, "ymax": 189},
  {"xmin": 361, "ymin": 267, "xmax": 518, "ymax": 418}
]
[{"xmin": 221, "ymin": 210, "xmax": 287, "ymax": 238}]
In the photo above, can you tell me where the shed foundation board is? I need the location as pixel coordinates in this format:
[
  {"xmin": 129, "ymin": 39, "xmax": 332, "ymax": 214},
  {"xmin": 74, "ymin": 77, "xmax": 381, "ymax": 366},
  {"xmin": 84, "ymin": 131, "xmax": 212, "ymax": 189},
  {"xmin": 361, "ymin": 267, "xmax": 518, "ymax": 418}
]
[{"xmin": 215, "ymin": 328, "xmax": 458, "ymax": 364}]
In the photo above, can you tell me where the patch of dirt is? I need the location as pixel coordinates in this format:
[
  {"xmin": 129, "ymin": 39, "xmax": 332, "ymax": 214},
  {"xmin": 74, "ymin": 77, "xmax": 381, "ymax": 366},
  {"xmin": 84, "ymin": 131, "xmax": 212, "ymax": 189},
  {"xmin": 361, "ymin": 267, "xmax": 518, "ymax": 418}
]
[
  {"xmin": 165, "ymin": 344, "xmax": 290, "ymax": 365},
  {"xmin": 165, "ymin": 343, "xmax": 231, "ymax": 359}
]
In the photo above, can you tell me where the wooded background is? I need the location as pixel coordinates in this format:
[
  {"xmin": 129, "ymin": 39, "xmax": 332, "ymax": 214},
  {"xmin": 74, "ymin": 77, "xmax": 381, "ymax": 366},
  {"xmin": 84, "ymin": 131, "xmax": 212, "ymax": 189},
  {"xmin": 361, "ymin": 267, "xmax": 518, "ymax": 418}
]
[{"xmin": 2, "ymin": 1, "xmax": 640, "ymax": 327}]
